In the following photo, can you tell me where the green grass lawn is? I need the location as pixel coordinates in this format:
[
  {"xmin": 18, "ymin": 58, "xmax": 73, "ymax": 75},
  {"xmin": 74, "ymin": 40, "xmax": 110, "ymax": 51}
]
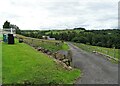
[
  {"xmin": 0, "ymin": 42, "xmax": 2, "ymax": 84},
  {"xmin": 0, "ymin": 34, "xmax": 2, "ymax": 40},
  {"xmin": 2, "ymin": 40, "xmax": 80, "ymax": 84},
  {"xmin": 74, "ymin": 43, "xmax": 120, "ymax": 60}
]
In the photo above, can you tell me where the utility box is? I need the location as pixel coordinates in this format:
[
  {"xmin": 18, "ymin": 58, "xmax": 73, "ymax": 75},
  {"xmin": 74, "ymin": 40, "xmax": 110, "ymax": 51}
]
[
  {"xmin": 3, "ymin": 34, "xmax": 8, "ymax": 43},
  {"xmin": 8, "ymin": 34, "xmax": 14, "ymax": 44}
]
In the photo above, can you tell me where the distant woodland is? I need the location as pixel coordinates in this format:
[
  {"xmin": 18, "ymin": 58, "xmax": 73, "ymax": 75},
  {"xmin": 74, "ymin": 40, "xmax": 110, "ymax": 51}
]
[{"xmin": 20, "ymin": 29, "xmax": 120, "ymax": 49}]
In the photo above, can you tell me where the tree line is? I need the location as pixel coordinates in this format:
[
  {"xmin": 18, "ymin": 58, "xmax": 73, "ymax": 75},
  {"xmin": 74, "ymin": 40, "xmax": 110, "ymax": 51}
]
[{"xmin": 20, "ymin": 29, "xmax": 120, "ymax": 49}]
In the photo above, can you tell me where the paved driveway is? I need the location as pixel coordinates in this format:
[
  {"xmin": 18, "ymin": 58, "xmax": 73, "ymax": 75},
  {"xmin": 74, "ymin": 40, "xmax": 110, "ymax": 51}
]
[{"xmin": 68, "ymin": 43, "xmax": 118, "ymax": 84}]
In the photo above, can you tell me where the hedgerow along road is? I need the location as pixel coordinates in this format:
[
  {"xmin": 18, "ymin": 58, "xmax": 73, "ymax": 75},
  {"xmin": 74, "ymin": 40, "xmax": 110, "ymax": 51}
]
[{"xmin": 68, "ymin": 43, "xmax": 118, "ymax": 84}]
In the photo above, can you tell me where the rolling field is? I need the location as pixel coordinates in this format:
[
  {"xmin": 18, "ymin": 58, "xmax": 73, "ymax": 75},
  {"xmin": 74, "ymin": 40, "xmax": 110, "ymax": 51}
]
[
  {"xmin": 2, "ymin": 39, "xmax": 80, "ymax": 84},
  {"xmin": 74, "ymin": 43, "xmax": 120, "ymax": 60},
  {"xmin": 45, "ymin": 29, "xmax": 84, "ymax": 35}
]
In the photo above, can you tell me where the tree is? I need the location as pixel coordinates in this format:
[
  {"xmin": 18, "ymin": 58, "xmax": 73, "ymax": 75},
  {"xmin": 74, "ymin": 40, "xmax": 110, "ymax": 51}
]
[
  {"xmin": 3, "ymin": 21, "xmax": 10, "ymax": 28},
  {"xmin": 74, "ymin": 27, "xmax": 85, "ymax": 30},
  {"xmin": 10, "ymin": 24, "xmax": 21, "ymax": 34},
  {"xmin": 16, "ymin": 27, "xmax": 21, "ymax": 34},
  {"xmin": 49, "ymin": 31, "xmax": 53, "ymax": 38},
  {"xmin": 71, "ymin": 37, "xmax": 80, "ymax": 43}
]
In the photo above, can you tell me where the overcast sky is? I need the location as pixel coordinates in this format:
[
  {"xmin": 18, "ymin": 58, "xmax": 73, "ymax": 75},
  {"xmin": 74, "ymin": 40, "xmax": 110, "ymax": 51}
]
[{"xmin": 0, "ymin": 0, "xmax": 119, "ymax": 30}]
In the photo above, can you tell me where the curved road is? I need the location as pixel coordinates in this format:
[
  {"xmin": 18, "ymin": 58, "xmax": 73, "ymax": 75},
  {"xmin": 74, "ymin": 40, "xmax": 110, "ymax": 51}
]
[{"xmin": 68, "ymin": 43, "xmax": 118, "ymax": 84}]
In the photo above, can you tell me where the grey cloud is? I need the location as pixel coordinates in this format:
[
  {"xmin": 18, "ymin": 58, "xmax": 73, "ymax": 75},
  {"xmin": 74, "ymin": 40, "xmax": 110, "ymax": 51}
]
[
  {"xmin": 0, "ymin": 0, "xmax": 118, "ymax": 30},
  {"xmin": 0, "ymin": 12, "xmax": 21, "ymax": 19},
  {"xmin": 86, "ymin": 2, "xmax": 116, "ymax": 11},
  {"xmin": 96, "ymin": 16, "xmax": 117, "ymax": 21},
  {"xmin": 42, "ymin": 1, "xmax": 85, "ymax": 16}
]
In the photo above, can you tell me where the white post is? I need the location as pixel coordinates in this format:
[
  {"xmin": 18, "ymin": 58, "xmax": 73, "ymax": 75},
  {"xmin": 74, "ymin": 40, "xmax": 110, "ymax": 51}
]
[{"xmin": 10, "ymin": 28, "xmax": 13, "ymax": 34}]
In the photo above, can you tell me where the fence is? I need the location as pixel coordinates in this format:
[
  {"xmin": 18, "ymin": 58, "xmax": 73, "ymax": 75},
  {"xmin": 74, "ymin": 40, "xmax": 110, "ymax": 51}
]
[{"xmin": 74, "ymin": 43, "xmax": 119, "ymax": 61}]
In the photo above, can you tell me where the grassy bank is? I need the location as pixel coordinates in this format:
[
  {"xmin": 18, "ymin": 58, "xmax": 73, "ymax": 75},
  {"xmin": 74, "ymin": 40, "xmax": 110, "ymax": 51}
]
[
  {"xmin": 74, "ymin": 43, "xmax": 120, "ymax": 60},
  {"xmin": 2, "ymin": 40, "xmax": 80, "ymax": 84},
  {"xmin": 17, "ymin": 35, "xmax": 69, "ymax": 52},
  {"xmin": 33, "ymin": 40, "xmax": 69, "ymax": 52},
  {"xmin": 62, "ymin": 42, "xmax": 69, "ymax": 51}
]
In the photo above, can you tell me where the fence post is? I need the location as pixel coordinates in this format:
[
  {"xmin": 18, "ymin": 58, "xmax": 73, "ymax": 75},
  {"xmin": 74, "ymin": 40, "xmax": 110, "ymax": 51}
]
[
  {"xmin": 67, "ymin": 50, "xmax": 73, "ymax": 67},
  {"xmin": 113, "ymin": 47, "xmax": 115, "ymax": 58},
  {"xmin": 95, "ymin": 47, "xmax": 97, "ymax": 52},
  {"xmin": 87, "ymin": 46, "xmax": 89, "ymax": 52},
  {"xmin": 107, "ymin": 49, "xmax": 109, "ymax": 55}
]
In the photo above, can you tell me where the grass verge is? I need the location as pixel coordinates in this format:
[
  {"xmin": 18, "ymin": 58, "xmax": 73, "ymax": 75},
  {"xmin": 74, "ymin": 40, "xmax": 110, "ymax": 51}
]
[
  {"xmin": 62, "ymin": 42, "xmax": 69, "ymax": 51},
  {"xmin": 74, "ymin": 43, "xmax": 120, "ymax": 60},
  {"xmin": 17, "ymin": 34, "xmax": 69, "ymax": 52}
]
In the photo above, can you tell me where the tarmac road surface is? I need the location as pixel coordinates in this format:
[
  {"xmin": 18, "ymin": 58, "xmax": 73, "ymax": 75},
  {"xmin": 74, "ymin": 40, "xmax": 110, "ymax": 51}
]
[{"xmin": 67, "ymin": 43, "xmax": 118, "ymax": 84}]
